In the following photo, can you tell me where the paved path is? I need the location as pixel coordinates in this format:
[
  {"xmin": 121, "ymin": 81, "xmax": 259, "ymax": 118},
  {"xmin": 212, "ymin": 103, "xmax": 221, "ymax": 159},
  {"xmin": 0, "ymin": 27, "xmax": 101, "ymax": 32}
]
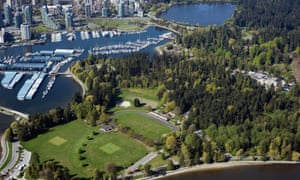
[
  {"xmin": 127, "ymin": 152, "xmax": 158, "ymax": 172},
  {"xmin": 1, "ymin": 141, "xmax": 20, "ymax": 174},
  {"xmin": 114, "ymin": 110, "xmax": 177, "ymax": 132},
  {"xmin": 0, "ymin": 106, "xmax": 29, "ymax": 120},
  {"xmin": 0, "ymin": 135, "xmax": 9, "ymax": 169}
]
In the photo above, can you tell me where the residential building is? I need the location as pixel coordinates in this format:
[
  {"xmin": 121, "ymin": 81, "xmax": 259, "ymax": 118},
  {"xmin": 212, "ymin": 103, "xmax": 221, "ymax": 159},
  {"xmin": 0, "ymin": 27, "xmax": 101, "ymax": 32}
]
[
  {"xmin": 23, "ymin": 5, "xmax": 32, "ymax": 25},
  {"xmin": 20, "ymin": 23, "xmax": 30, "ymax": 40},
  {"xmin": 102, "ymin": 7, "xmax": 108, "ymax": 17},
  {"xmin": 0, "ymin": 28, "xmax": 5, "ymax": 43},
  {"xmin": 14, "ymin": 10, "xmax": 22, "ymax": 28},
  {"xmin": 0, "ymin": 12, "xmax": 4, "ymax": 27},
  {"xmin": 40, "ymin": 5, "xmax": 61, "ymax": 30},
  {"xmin": 64, "ymin": 6, "xmax": 72, "ymax": 30},
  {"xmin": 4, "ymin": 3, "xmax": 12, "ymax": 25},
  {"xmin": 85, "ymin": 4, "xmax": 91, "ymax": 17},
  {"xmin": 118, "ymin": 0, "xmax": 124, "ymax": 17}
]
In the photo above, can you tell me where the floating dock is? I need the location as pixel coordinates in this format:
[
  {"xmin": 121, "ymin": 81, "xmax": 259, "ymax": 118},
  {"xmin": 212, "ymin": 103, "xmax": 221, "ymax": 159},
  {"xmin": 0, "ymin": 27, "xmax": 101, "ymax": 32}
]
[
  {"xmin": 1, "ymin": 72, "xmax": 17, "ymax": 88},
  {"xmin": 17, "ymin": 72, "xmax": 46, "ymax": 101},
  {"xmin": 8, "ymin": 73, "xmax": 23, "ymax": 89}
]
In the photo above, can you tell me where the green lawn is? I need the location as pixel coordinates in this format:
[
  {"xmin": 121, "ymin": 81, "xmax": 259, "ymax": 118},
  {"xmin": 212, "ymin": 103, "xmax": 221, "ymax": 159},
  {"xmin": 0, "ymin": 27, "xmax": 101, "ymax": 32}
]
[
  {"xmin": 88, "ymin": 19, "xmax": 148, "ymax": 31},
  {"xmin": 114, "ymin": 111, "xmax": 172, "ymax": 140},
  {"xmin": 120, "ymin": 88, "xmax": 160, "ymax": 108},
  {"xmin": 22, "ymin": 120, "xmax": 149, "ymax": 177}
]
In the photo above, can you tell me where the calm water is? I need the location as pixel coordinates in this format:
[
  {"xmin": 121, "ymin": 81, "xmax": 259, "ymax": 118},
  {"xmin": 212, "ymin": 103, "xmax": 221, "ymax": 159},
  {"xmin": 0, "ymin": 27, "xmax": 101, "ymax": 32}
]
[
  {"xmin": 161, "ymin": 3, "xmax": 236, "ymax": 26},
  {"xmin": 0, "ymin": 26, "xmax": 169, "ymax": 114},
  {"xmin": 0, "ymin": 113, "xmax": 13, "ymax": 133},
  {"xmin": 158, "ymin": 164, "xmax": 300, "ymax": 180}
]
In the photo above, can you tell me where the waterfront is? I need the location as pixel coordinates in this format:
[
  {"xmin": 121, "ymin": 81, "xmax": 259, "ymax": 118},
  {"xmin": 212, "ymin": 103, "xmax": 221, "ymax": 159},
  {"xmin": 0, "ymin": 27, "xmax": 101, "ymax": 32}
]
[
  {"xmin": 0, "ymin": 26, "xmax": 170, "ymax": 114},
  {"xmin": 161, "ymin": 3, "xmax": 236, "ymax": 26},
  {"xmin": 156, "ymin": 163, "xmax": 300, "ymax": 180}
]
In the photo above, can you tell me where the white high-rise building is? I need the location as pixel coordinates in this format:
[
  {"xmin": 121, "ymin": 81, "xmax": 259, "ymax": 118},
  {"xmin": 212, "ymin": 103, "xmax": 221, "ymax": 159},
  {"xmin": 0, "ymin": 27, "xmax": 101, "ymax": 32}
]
[
  {"xmin": 0, "ymin": 28, "xmax": 5, "ymax": 43},
  {"xmin": 20, "ymin": 23, "xmax": 30, "ymax": 40}
]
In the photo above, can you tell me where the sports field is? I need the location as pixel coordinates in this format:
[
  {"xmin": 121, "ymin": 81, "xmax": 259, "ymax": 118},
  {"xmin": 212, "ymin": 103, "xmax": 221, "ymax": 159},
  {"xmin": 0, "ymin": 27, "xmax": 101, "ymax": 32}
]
[
  {"xmin": 22, "ymin": 120, "xmax": 149, "ymax": 177},
  {"xmin": 114, "ymin": 111, "xmax": 172, "ymax": 140}
]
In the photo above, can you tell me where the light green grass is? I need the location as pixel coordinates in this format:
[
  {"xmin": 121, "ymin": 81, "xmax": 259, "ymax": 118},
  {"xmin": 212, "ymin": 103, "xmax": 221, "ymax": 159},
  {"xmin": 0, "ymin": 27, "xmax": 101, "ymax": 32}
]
[
  {"xmin": 22, "ymin": 120, "xmax": 149, "ymax": 177},
  {"xmin": 100, "ymin": 143, "xmax": 120, "ymax": 154},
  {"xmin": 115, "ymin": 111, "xmax": 172, "ymax": 140},
  {"xmin": 120, "ymin": 88, "xmax": 160, "ymax": 108},
  {"xmin": 88, "ymin": 19, "xmax": 148, "ymax": 31},
  {"xmin": 48, "ymin": 136, "xmax": 67, "ymax": 146},
  {"xmin": 147, "ymin": 154, "xmax": 168, "ymax": 167}
]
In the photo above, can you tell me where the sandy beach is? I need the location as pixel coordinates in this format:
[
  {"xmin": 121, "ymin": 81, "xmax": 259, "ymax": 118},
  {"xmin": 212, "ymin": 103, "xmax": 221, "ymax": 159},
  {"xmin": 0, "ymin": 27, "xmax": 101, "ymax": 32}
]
[{"xmin": 147, "ymin": 161, "xmax": 300, "ymax": 180}]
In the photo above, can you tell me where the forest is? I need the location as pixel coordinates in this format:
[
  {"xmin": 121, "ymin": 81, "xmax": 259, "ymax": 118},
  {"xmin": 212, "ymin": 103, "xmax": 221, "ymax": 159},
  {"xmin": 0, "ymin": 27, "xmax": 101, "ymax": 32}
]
[{"xmin": 7, "ymin": 0, "xmax": 300, "ymax": 179}]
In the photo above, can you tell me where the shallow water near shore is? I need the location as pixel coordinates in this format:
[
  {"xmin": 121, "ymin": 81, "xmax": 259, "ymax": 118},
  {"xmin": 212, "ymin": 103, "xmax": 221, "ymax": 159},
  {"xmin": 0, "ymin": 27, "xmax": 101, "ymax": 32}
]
[{"xmin": 157, "ymin": 164, "xmax": 300, "ymax": 180}]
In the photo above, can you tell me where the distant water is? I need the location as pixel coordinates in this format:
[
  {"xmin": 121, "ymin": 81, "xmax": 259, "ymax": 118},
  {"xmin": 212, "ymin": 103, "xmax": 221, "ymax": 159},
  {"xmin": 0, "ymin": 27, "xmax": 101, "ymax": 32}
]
[
  {"xmin": 0, "ymin": 26, "xmax": 170, "ymax": 115},
  {"xmin": 157, "ymin": 164, "xmax": 300, "ymax": 180},
  {"xmin": 161, "ymin": 3, "xmax": 236, "ymax": 26}
]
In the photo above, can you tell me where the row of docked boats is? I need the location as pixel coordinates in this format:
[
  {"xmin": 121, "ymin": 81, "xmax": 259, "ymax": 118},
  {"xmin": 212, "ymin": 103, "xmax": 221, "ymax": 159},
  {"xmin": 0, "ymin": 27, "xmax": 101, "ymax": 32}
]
[
  {"xmin": 16, "ymin": 72, "xmax": 46, "ymax": 101},
  {"xmin": 1, "ymin": 72, "xmax": 23, "ymax": 89},
  {"xmin": 89, "ymin": 36, "xmax": 165, "ymax": 56}
]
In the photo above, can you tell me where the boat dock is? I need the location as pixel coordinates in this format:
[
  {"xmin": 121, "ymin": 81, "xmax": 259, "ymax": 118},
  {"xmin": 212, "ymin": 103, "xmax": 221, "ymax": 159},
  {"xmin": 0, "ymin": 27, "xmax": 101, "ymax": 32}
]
[
  {"xmin": 17, "ymin": 72, "xmax": 43, "ymax": 101},
  {"xmin": 1, "ymin": 72, "xmax": 17, "ymax": 88},
  {"xmin": 8, "ymin": 73, "xmax": 23, "ymax": 89}
]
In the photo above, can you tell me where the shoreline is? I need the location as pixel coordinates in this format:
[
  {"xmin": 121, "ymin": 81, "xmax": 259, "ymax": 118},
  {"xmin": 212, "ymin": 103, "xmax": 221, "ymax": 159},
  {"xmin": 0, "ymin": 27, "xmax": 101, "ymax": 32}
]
[
  {"xmin": 66, "ymin": 67, "xmax": 86, "ymax": 97},
  {"xmin": 147, "ymin": 161, "xmax": 300, "ymax": 180}
]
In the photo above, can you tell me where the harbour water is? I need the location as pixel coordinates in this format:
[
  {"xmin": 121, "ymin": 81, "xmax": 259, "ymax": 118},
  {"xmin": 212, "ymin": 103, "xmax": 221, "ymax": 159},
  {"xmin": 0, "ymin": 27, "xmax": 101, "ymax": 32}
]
[
  {"xmin": 0, "ymin": 26, "xmax": 170, "ymax": 114},
  {"xmin": 161, "ymin": 3, "xmax": 237, "ymax": 26},
  {"xmin": 157, "ymin": 164, "xmax": 300, "ymax": 180}
]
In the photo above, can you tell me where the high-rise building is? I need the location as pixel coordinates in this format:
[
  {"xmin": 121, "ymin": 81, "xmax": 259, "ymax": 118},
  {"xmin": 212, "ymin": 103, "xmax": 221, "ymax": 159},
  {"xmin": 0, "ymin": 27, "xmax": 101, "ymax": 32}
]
[
  {"xmin": 4, "ymin": 3, "xmax": 12, "ymax": 25},
  {"xmin": 14, "ymin": 10, "xmax": 22, "ymax": 28},
  {"xmin": 118, "ymin": 1, "xmax": 124, "ymax": 17},
  {"xmin": 85, "ymin": 4, "xmax": 91, "ymax": 18},
  {"xmin": 32, "ymin": 0, "xmax": 40, "ymax": 6},
  {"xmin": 0, "ymin": 28, "xmax": 5, "ymax": 43},
  {"xmin": 40, "ymin": 5, "xmax": 61, "ymax": 30},
  {"xmin": 64, "ymin": 7, "xmax": 72, "ymax": 30},
  {"xmin": 102, "ymin": 7, "xmax": 108, "ymax": 17},
  {"xmin": 40, "ymin": 5, "xmax": 48, "ymax": 23},
  {"xmin": 104, "ymin": 0, "xmax": 108, "ymax": 8},
  {"xmin": 20, "ymin": 23, "xmax": 30, "ymax": 40},
  {"xmin": 0, "ymin": 12, "xmax": 4, "ymax": 27},
  {"xmin": 24, "ymin": 5, "xmax": 32, "ymax": 25}
]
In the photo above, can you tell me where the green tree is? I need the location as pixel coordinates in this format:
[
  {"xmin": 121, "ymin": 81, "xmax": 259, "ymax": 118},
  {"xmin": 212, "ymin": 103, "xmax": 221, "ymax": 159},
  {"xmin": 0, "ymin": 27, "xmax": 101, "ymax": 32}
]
[
  {"xmin": 144, "ymin": 164, "xmax": 152, "ymax": 176},
  {"xmin": 165, "ymin": 135, "xmax": 176, "ymax": 153}
]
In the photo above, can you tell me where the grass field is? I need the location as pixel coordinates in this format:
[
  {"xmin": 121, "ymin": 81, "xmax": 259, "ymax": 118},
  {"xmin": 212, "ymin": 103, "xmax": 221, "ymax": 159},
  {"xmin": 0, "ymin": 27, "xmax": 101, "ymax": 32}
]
[
  {"xmin": 120, "ymin": 88, "xmax": 160, "ymax": 108},
  {"xmin": 114, "ymin": 111, "xmax": 172, "ymax": 140},
  {"xmin": 22, "ymin": 120, "xmax": 149, "ymax": 177},
  {"xmin": 88, "ymin": 19, "xmax": 148, "ymax": 31}
]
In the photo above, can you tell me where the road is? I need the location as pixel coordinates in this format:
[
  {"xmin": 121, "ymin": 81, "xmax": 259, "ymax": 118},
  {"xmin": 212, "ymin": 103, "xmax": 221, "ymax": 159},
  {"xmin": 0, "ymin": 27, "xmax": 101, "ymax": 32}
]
[
  {"xmin": 0, "ymin": 135, "xmax": 9, "ymax": 169},
  {"xmin": 114, "ymin": 110, "xmax": 177, "ymax": 132},
  {"xmin": 0, "ymin": 140, "xmax": 31, "ymax": 180},
  {"xmin": 1, "ymin": 141, "xmax": 20, "ymax": 174},
  {"xmin": 127, "ymin": 152, "xmax": 158, "ymax": 172}
]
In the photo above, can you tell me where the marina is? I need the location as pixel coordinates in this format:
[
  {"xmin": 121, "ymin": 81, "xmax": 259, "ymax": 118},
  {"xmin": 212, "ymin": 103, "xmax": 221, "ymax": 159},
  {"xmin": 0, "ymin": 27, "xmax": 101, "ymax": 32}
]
[
  {"xmin": 1, "ymin": 48, "xmax": 84, "ymax": 101},
  {"xmin": 0, "ymin": 26, "xmax": 171, "ymax": 113},
  {"xmin": 90, "ymin": 32, "xmax": 174, "ymax": 56}
]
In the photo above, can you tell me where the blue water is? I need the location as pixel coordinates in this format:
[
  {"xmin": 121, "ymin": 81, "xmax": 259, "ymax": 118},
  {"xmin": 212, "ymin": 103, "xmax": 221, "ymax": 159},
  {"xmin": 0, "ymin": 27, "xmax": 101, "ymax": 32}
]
[
  {"xmin": 0, "ymin": 26, "xmax": 170, "ymax": 114},
  {"xmin": 161, "ymin": 3, "xmax": 236, "ymax": 26}
]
